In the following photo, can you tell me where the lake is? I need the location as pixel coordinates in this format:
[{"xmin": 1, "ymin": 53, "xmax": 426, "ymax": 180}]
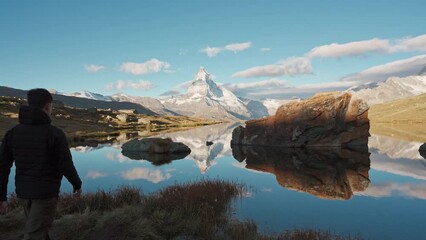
[{"xmin": 6, "ymin": 123, "xmax": 426, "ymax": 239}]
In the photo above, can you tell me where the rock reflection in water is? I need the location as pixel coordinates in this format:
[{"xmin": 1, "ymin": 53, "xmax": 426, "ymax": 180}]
[
  {"xmin": 121, "ymin": 150, "xmax": 190, "ymax": 166},
  {"xmin": 232, "ymin": 146, "xmax": 371, "ymax": 200}
]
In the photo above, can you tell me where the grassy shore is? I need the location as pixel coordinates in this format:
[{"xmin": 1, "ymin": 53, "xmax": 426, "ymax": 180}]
[
  {"xmin": 368, "ymin": 93, "xmax": 426, "ymax": 142},
  {"xmin": 0, "ymin": 180, "xmax": 363, "ymax": 240}
]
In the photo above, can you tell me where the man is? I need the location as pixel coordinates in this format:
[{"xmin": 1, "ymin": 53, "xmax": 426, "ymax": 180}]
[{"xmin": 0, "ymin": 88, "xmax": 82, "ymax": 239}]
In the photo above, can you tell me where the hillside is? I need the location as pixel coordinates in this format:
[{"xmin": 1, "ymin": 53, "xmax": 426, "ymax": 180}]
[
  {"xmin": 0, "ymin": 96, "xmax": 219, "ymax": 146},
  {"xmin": 369, "ymin": 93, "xmax": 426, "ymax": 142},
  {"xmin": 349, "ymin": 75, "xmax": 426, "ymax": 105},
  {"xmin": 0, "ymin": 86, "xmax": 158, "ymax": 115},
  {"xmin": 369, "ymin": 93, "xmax": 426, "ymax": 123}
]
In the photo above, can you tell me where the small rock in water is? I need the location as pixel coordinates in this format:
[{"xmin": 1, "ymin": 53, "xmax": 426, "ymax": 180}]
[
  {"xmin": 420, "ymin": 143, "xmax": 426, "ymax": 159},
  {"xmin": 206, "ymin": 141, "xmax": 213, "ymax": 146},
  {"xmin": 121, "ymin": 138, "xmax": 191, "ymax": 165},
  {"xmin": 121, "ymin": 137, "xmax": 191, "ymax": 153}
]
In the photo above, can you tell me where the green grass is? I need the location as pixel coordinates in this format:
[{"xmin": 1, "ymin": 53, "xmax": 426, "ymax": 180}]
[{"xmin": 0, "ymin": 180, "xmax": 363, "ymax": 240}]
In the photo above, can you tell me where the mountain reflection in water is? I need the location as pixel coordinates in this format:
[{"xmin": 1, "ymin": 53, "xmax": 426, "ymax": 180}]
[
  {"xmin": 56, "ymin": 124, "xmax": 426, "ymax": 240},
  {"xmin": 232, "ymin": 145, "xmax": 371, "ymax": 200}
]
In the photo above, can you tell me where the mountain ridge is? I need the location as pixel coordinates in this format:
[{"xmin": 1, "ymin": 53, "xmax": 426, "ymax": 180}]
[
  {"xmin": 0, "ymin": 85, "xmax": 158, "ymax": 115},
  {"xmin": 349, "ymin": 75, "xmax": 426, "ymax": 105},
  {"xmin": 4, "ymin": 67, "xmax": 426, "ymax": 120}
]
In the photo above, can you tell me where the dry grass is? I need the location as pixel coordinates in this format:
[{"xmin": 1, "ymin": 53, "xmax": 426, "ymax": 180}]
[
  {"xmin": 369, "ymin": 93, "xmax": 426, "ymax": 123},
  {"xmin": 0, "ymin": 180, "xmax": 363, "ymax": 240},
  {"xmin": 368, "ymin": 94, "xmax": 426, "ymax": 142}
]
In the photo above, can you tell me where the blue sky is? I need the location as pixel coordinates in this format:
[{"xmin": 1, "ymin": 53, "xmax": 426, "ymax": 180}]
[{"xmin": 1, "ymin": 0, "xmax": 426, "ymax": 99}]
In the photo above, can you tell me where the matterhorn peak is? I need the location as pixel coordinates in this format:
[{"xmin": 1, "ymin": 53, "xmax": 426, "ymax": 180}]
[{"xmin": 194, "ymin": 66, "xmax": 211, "ymax": 82}]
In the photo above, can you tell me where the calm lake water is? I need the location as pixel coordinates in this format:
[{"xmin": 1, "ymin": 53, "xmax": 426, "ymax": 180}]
[{"xmin": 7, "ymin": 123, "xmax": 426, "ymax": 240}]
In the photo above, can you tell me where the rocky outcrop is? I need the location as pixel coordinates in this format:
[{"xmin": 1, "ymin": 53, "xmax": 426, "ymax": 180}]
[
  {"xmin": 420, "ymin": 143, "xmax": 426, "ymax": 159},
  {"xmin": 121, "ymin": 138, "xmax": 191, "ymax": 165},
  {"xmin": 232, "ymin": 145, "xmax": 370, "ymax": 200},
  {"xmin": 231, "ymin": 92, "xmax": 370, "ymax": 147}
]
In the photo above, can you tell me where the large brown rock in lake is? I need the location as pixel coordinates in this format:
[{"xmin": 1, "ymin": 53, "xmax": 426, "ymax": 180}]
[{"xmin": 231, "ymin": 92, "xmax": 370, "ymax": 147}]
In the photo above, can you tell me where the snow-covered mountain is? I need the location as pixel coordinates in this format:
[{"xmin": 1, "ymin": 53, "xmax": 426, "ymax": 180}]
[
  {"xmin": 111, "ymin": 93, "xmax": 177, "ymax": 115},
  {"xmin": 49, "ymin": 89, "xmax": 176, "ymax": 115},
  {"xmin": 50, "ymin": 89, "xmax": 115, "ymax": 101},
  {"xmin": 348, "ymin": 75, "xmax": 426, "ymax": 105},
  {"xmin": 160, "ymin": 67, "xmax": 268, "ymax": 120}
]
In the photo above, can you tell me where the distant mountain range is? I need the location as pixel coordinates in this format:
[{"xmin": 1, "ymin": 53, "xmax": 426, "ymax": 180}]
[
  {"xmin": 0, "ymin": 86, "xmax": 158, "ymax": 115},
  {"xmin": 348, "ymin": 75, "xmax": 426, "ymax": 105},
  {"xmin": 50, "ymin": 89, "xmax": 116, "ymax": 102},
  {"xmin": 2, "ymin": 67, "xmax": 426, "ymax": 120},
  {"xmin": 50, "ymin": 67, "xmax": 274, "ymax": 121}
]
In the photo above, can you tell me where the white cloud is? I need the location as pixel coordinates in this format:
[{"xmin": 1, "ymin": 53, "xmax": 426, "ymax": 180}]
[
  {"xmin": 306, "ymin": 34, "xmax": 426, "ymax": 59},
  {"xmin": 106, "ymin": 80, "xmax": 126, "ymax": 91},
  {"xmin": 84, "ymin": 64, "xmax": 106, "ymax": 73},
  {"xmin": 260, "ymin": 48, "xmax": 271, "ymax": 52},
  {"xmin": 120, "ymin": 59, "xmax": 171, "ymax": 75},
  {"xmin": 230, "ymin": 34, "xmax": 426, "ymax": 79},
  {"xmin": 105, "ymin": 152, "xmax": 130, "ymax": 163},
  {"xmin": 306, "ymin": 38, "xmax": 391, "ymax": 58},
  {"xmin": 232, "ymin": 57, "xmax": 312, "ymax": 78},
  {"xmin": 232, "ymin": 80, "xmax": 357, "ymax": 99},
  {"xmin": 86, "ymin": 171, "xmax": 107, "ymax": 179},
  {"xmin": 224, "ymin": 42, "xmax": 252, "ymax": 52},
  {"xmin": 200, "ymin": 41, "xmax": 252, "ymax": 57},
  {"xmin": 179, "ymin": 48, "xmax": 188, "ymax": 56},
  {"xmin": 224, "ymin": 78, "xmax": 288, "ymax": 91},
  {"xmin": 391, "ymin": 34, "xmax": 426, "ymax": 52},
  {"xmin": 160, "ymin": 90, "xmax": 181, "ymax": 96},
  {"xmin": 200, "ymin": 46, "xmax": 223, "ymax": 57},
  {"xmin": 164, "ymin": 69, "xmax": 176, "ymax": 74},
  {"xmin": 127, "ymin": 80, "xmax": 153, "ymax": 90},
  {"xmin": 358, "ymin": 182, "xmax": 426, "ymax": 200},
  {"xmin": 159, "ymin": 80, "xmax": 193, "ymax": 96},
  {"xmin": 340, "ymin": 54, "xmax": 426, "ymax": 83},
  {"xmin": 106, "ymin": 80, "xmax": 154, "ymax": 91},
  {"xmin": 121, "ymin": 167, "xmax": 172, "ymax": 183}
]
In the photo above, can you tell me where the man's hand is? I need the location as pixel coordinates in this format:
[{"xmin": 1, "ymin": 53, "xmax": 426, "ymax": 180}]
[
  {"xmin": 0, "ymin": 201, "xmax": 8, "ymax": 215},
  {"xmin": 73, "ymin": 188, "xmax": 82, "ymax": 197}
]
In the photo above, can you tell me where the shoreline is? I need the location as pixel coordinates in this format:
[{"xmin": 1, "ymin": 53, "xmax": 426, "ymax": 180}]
[{"xmin": 0, "ymin": 180, "xmax": 363, "ymax": 240}]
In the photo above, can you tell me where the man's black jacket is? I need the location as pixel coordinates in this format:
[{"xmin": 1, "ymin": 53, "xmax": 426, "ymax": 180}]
[{"xmin": 0, "ymin": 106, "xmax": 82, "ymax": 201}]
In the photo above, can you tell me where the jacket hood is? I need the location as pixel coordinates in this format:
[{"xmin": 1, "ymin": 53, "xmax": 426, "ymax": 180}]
[{"xmin": 19, "ymin": 105, "xmax": 52, "ymax": 125}]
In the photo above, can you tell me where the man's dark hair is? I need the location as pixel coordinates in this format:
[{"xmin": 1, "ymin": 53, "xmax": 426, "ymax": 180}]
[{"xmin": 27, "ymin": 88, "xmax": 53, "ymax": 108}]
